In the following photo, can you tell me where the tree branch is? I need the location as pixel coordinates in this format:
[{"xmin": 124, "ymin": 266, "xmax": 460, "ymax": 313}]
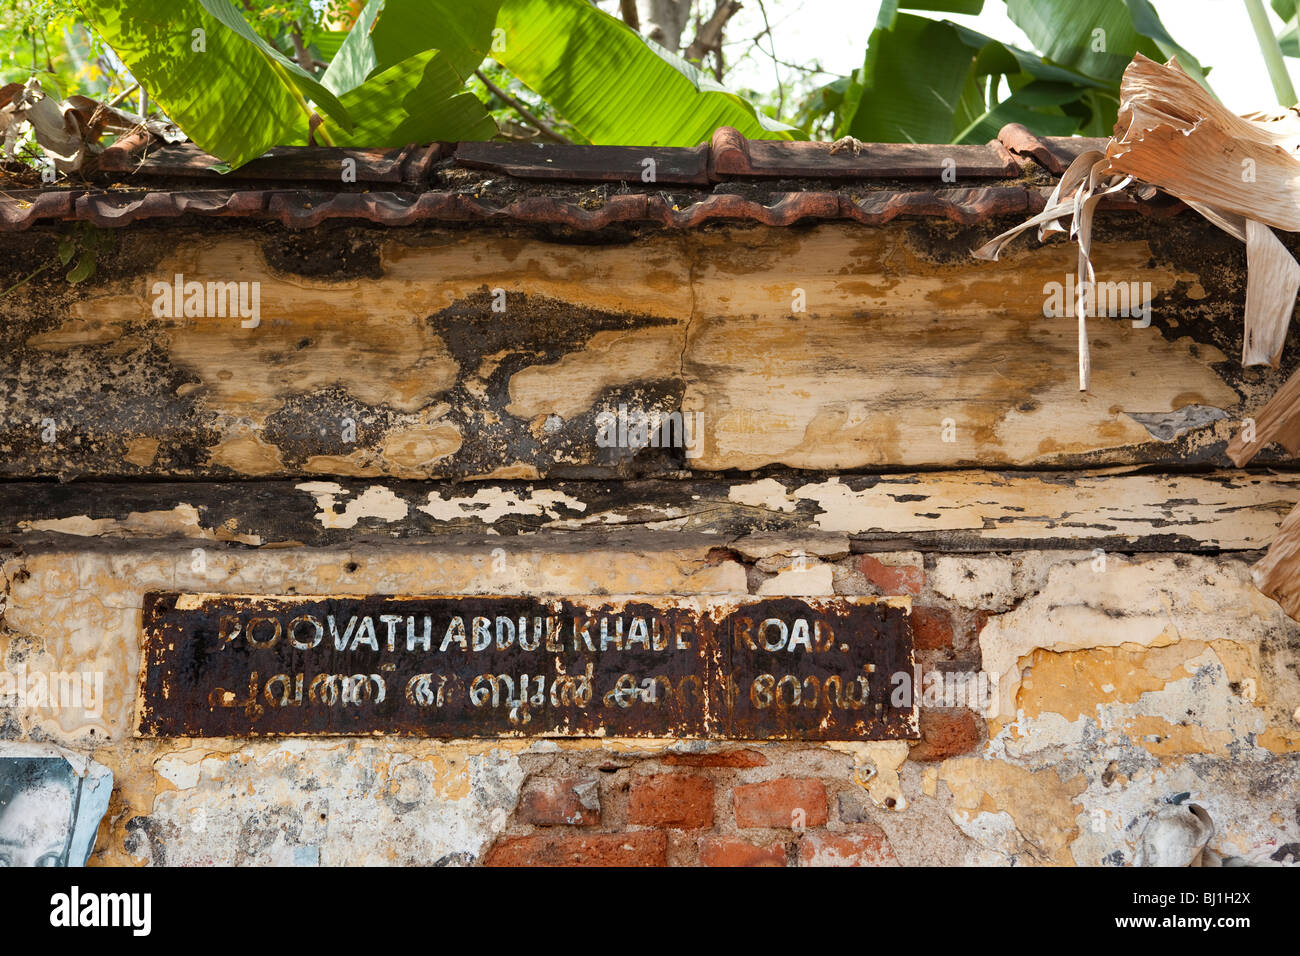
[
  {"xmin": 642, "ymin": 0, "xmax": 692, "ymax": 51},
  {"xmin": 684, "ymin": 0, "xmax": 742, "ymax": 63},
  {"xmin": 619, "ymin": 0, "xmax": 640, "ymax": 30},
  {"xmin": 475, "ymin": 70, "xmax": 569, "ymax": 144},
  {"xmin": 750, "ymin": 0, "xmax": 785, "ymax": 113},
  {"xmin": 289, "ymin": 24, "xmax": 314, "ymax": 73}
]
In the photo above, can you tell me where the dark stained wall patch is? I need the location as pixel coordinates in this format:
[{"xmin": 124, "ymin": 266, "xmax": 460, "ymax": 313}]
[{"xmin": 137, "ymin": 593, "xmax": 916, "ymax": 740}]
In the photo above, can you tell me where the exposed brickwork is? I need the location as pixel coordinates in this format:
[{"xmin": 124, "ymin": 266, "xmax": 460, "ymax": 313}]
[
  {"xmin": 484, "ymin": 831, "xmax": 667, "ymax": 867},
  {"xmin": 470, "ymin": 549, "xmax": 1025, "ymax": 865},
  {"xmin": 734, "ymin": 779, "xmax": 828, "ymax": 829},
  {"xmin": 911, "ymin": 606, "xmax": 954, "ymax": 650},
  {"xmin": 910, "ymin": 708, "xmax": 982, "ymax": 762},
  {"xmin": 661, "ymin": 749, "xmax": 767, "ymax": 768},
  {"xmin": 518, "ymin": 776, "xmax": 600, "ymax": 826},
  {"xmin": 699, "ymin": 836, "xmax": 788, "ymax": 867},
  {"xmin": 628, "ymin": 774, "xmax": 714, "ymax": 829},
  {"xmin": 798, "ymin": 828, "xmax": 899, "ymax": 867},
  {"xmin": 859, "ymin": 555, "xmax": 924, "ymax": 596}
]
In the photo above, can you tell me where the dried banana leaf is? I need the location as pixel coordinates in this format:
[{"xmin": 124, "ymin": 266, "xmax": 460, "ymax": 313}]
[
  {"xmin": 973, "ymin": 53, "xmax": 1300, "ymax": 617},
  {"xmin": 1107, "ymin": 55, "xmax": 1300, "ymax": 231},
  {"xmin": 974, "ymin": 54, "xmax": 1300, "ymax": 393},
  {"xmin": 1244, "ymin": 219, "xmax": 1300, "ymax": 367}
]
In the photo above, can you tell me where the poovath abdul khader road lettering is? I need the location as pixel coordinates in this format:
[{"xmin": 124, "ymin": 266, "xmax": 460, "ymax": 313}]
[{"xmin": 137, "ymin": 593, "xmax": 917, "ymax": 740}]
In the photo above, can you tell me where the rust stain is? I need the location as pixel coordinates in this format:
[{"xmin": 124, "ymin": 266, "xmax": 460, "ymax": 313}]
[{"xmin": 137, "ymin": 592, "xmax": 916, "ymax": 741}]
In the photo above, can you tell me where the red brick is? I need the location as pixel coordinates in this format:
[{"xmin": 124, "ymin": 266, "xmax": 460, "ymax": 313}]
[
  {"xmin": 972, "ymin": 609, "xmax": 1001, "ymax": 637},
  {"xmin": 662, "ymin": 749, "xmax": 767, "ymax": 768},
  {"xmin": 909, "ymin": 708, "xmax": 982, "ymax": 762},
  {"xmin": 798, "ymin": 827, "xmax": 899, "ymax": 867},
  {"xmin": 628, "ymin": 773, "xmax": 714, "ymax": 829},
  {"xmin": 733, "ymin": 779, "xmax": 827, "ymax": 829},
  {"xmin": 859, "ymin": 555, "xmax": 924, "ymax": 596},
  {"xmin": 911, "ymin": 606, "xmax": 953, "ymax": 650},
  {"xmin": 699, "ymin": 836, "xmax": 787, "ymax": 867},
  {"xmin": 518, "ymin": 776, "xmax": 600, "ymax": 826},
  {"xmin": 484, "ymin": 831, "xmax": 666, "ymax": 867}
]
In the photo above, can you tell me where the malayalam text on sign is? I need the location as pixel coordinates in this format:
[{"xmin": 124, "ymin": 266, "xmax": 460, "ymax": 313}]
[{"xmin": 138, "ymin": 593, "xmax": 917, "ymax": 740}]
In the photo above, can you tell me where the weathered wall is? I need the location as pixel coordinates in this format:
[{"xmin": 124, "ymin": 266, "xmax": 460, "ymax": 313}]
[
  {"xmin": 2, "ymin": 539, "xmax": 1296, "ymax": 866},
  {"xmin": 2, "ymin": 211, "xmax": 1298, "ymax": 867},
  {"xmin": 2, "ymin": 216, "xmax": 1293, "ymax": 480}
]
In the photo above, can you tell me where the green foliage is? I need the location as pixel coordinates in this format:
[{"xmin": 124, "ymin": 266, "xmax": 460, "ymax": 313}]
[
  {"xmin": 1, "ymin": 1, "xmax": 115, "ymax": 101},
  {"xmin": 0, "ymin": 222, "xmax": 112, "ymax": 298},
  {"xmin": 320, "ymin": 0, "xmax": 801, "ymax": 145},
  {"xmin": 790, "ymin": 76, "xmax": 852, "ymax": 141},
  {"xmin": 1009, "ymin": 0, "xmax": 1207, "ymax": 88},
  {"xmin": 333, "ymin": 50, "xmax": 497, "ymax": 146},
  {"xmin": 60, "ymin": 221, "xmax": 112, "ymax": 282},
  {"xmin": 77, "ymin": 0, "xmax": 363, "ymax": 167},
  {"xmin": 1, "ymin": 0, "xmax": 1232, "ymax": 161},
  {"xmin": 65, "ymin": 0, "xmax": 798, "ymax": 166},
  {"xmin": 837, "ymin": 0, "xmax": 1208, "ymax": 145},
  {"xmin": 321, "ymin": 0, "xmax": 501, "ymax": 92},
  {"xmin": 1262, "ymin": 0, "xmax": 1300, "ymax": 98},
  {"xmin": 314, "ymin": 0, "xmax": 499, "ymax": 145},
  {"xmin": 490, "ymin": 0, "xmax": 802, "ymax": 145}
]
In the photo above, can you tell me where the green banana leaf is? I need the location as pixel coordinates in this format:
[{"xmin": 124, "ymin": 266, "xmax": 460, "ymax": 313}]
[
  {"xmin": 323, "ymin": 0, "xmax": 502, "ymax": 92},
  {"xmin": 82, "ymin": 0, "xmax": 495, "ymax": 167},
  {"xmin": 840, "ymin": 1, "xmax": 1208, "ymax": 145},
  {"xmin": 333, "ymin": 49, "xmax": 497, "ymax": 146},
  {"xmin": 196, "ymin": 0, "xmax": 352, "ymax": 127},
  {"xmin": 840, "ymin": 11, "xmax": 1105, "ymax": 143},
  {"xmin": 380, "ymin": 0, "xmax": 802, "ymax": 145},
  {"xmin": 319, "ymin": 0, "xmax": 497, "ymax": 146},
  {"xmin": 310, "ymin": 31, "xmax": 349, "ymax": 65},
  {"xmin": 1006, "ymin": 0, "xmax": 1208, "ymax": 88},
  {"xmin": 1271, "ymin": 0, "xmax": 1299, "ymax": 56},
  {"xmin": 320, "ymin": 0, "xmax": 385, "ymax": 94},
  {"xmin": 1122, "ymin": 0, "xmax": 1212, "ymax": 88},
  {"xmin": 495, "ymin": 0, "xmax": 801, "ymax": 145},
  {"xmin": 1065, "ymin": 88, "xmax": 1122, "ymax": 137},
  {"xmin": 842, "ymin": 13, "xmax": 985, "ymax": 143},
  {"xmin": 79, "ymin": 0, "xmax": 353, "ymax": 167},
  {"xmin": 873, "ymin": 0, "xmax": 986, "ymax": 22},
  {"xmin": 324, "ymin": 0, "xmax": 795, "ymax": 146},
  {"xmin": 890, "ymin": 0, "xmax": 986, "ymax": 11},
  {"xmin": 956, "ymin": 23, "xmax": 1109, "ymax": 89},
  {"xmin": 793, "ymin": 75, "xmax": 852, "ymax": 133},
  {"xmin": 952, "ymin": 80, "xmax": 1092, "ymax": 143}
]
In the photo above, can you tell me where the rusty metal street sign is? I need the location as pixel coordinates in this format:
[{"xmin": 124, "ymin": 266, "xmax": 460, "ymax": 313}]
[{"xmin": 138, "ymin": 593, "xmax": 916, "ymax": 740}]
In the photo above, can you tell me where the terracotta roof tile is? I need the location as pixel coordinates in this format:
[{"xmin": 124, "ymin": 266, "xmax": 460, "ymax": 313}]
[
  {"xmin": 0, "ymin": 190, "xmax": 74, "ymax": 229},
  {"xmin": 0, "ymin": 125, "xmax": 1171, "ymax": 233},
  {"xmin": 709, "ymin": 126, "xmax": 1021, "ymax": 179},
  {"xmin": 44, "ymin": 182, "xmax": 1096, "ymax": 232},
  {"xmin": 997, "ymin": 123, "xmax": 1109, "ymax": 174},
  {"xmin": 96, "ymin": 136, "xmax": 445, "ymax": 183},
  {"xmin": 455, "ymin": 140, "xmax": 710, "ymax": 184}
]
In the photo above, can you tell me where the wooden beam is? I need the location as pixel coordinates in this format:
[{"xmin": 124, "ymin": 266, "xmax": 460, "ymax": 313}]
[
  {"xmin": 1, "ymin": 219, "xmax": 1286, "ymax": 480},
  {"xmin": 2, "ymin": 470, "xmax": 1294, "ymax": 552}
]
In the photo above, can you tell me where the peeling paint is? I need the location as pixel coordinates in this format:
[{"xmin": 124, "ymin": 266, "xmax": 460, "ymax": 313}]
[
  {"xmin": 297, "ymin": 482, "xmax": 410, "ymax": 529},
  {"xmin": 20, "ymin": 505, "xmax": 261, "ymax": 545},
  {"xmin": 418, "ymin": 487, "xmax": 588, "ymax": 524}
]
